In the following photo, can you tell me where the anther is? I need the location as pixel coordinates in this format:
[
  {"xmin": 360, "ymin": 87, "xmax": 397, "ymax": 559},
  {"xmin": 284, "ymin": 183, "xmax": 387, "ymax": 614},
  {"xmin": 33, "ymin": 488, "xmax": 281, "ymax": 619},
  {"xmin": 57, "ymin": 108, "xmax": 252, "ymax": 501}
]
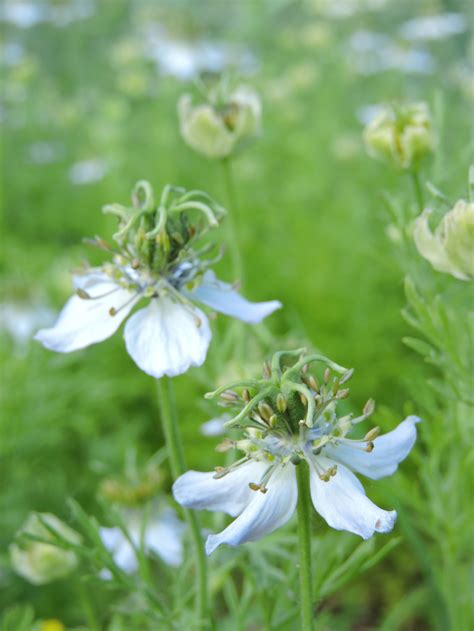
[
  {"xmin": 213, "ymin": 466, "xmax": 228, "ymax": 479},
  {"xmin": 276, "ymin": 393, "xmax": 287, "ymax": 413},
  {"xmin": 324, "ymin": 368, "xmax": 331, "ymax": 384},
  {"xmin": 249, "ymin": 482, "xmax": 261, "ymax": 492},
  {"xmin": 340, "ymin": 368, "xmax": 354, "ymax": 385},
  {"xmin": 308, "ymin": 375, "xmax": 319, "ymax": 392},
  {"xmin": 131, "ymin": 259, "xmax": 140, "ymax": 269},
  {"xmin": 365, "ymin": 441, "xmax": 375, "ymax": 452},
  {"xmin": 242, "ymin": 389, "xmax": 251, "ymax": 403},
  {"xmin": 262, "ymin": 361, "xmax": 271, "ymax": 379},
  {"xmin": 109, "ymin": 307, "xmax": 117, "ymax": 316},
  {"xmin": 364, "ymin": 426, "xmax": 380, "ymax": 441},
  {"xmin": 258, "ymin": 402, "xmax": 274, "ymax": 422},
  {"xmin": 220, "ymin": 390, "xmax": 240, "ymax": 402},
  {"xmin": 299, "ymin": 393, "xmax": 308, "ymax": 406},
  {"xmin": 363, "ymin": 399, "xmax": 375, "ymax": 416},
  {"xmin": 269, "ymin": 414, "xmax": 278, "ymax": 428},
  {"xmin": 215, "ymin": 439, "xmax": 234, "ymax": 453},
  {"xmin": 76, "ymin": 288, "xmax": 91, "ymax": 300},
  {"xmin": 336, "ymin": 388, "xmax": 350, "ymax": 399}
]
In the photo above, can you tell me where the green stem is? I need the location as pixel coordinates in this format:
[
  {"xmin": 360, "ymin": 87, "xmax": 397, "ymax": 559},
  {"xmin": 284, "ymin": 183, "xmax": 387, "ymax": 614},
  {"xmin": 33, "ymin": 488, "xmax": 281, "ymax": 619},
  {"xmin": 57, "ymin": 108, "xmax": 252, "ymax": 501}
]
[
  {"xmin": 296, "ymin": 462, "xmax": 314, "ymax": 631},
  {"xmin": 221, "ymin": 157, "xmax": 244, "ymax": 282},
  {"xmin": 411, "ymin": 170, "xmax": 424, "ymax": 214},
  {"xmin": 156, "ymin": 378, "xmax": 210, "ymax": 629}
]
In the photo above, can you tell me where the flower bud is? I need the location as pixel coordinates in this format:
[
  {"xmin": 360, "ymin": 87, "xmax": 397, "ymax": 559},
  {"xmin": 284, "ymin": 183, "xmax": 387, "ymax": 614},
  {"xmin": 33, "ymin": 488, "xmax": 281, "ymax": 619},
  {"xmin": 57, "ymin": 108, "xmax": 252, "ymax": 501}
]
[
  {"xmin": 10, "ymin": 513, "xmax": 81, "ymax": 585},
  {"xmin": 363, "ymin": 102, "xmax": 435, "ymax": 170},
  {"xmin": 178, "ymin": 86, "xmax": 261, "ymax": 159},
  {"xmin": 413, "ymin": 200, "xmax": 474, "ymax": 281}
]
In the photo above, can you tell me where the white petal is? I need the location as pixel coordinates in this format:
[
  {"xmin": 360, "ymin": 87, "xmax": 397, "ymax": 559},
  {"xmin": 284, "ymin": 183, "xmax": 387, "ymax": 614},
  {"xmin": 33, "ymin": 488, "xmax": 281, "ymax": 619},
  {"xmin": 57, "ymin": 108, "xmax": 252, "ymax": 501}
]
[
  {"xmin": 189, "ymin": 271, "xmax": 282, "ymax": 324},
  {"xmin": 124, "ymin": 297, "xmax": 211, "ymax": 378},
  {"xmin": 309, "ymin": 457, "xmax": 396, "ymax": 540},
  {"xmin": 35, "ymin": 274, "xmax": 138, "ymax": 352},
  {"xmin": 205, "ymin": 465, "xmax": 297, "ymax": 555},
  {"xmin": 173, "ymin": 460, "xmax": 268, "ymax": 517},
  {"xmin": 145, "ymin": 509, "xmax": 185, "ymax": 567},
  {"xmin": 323, "ymin": 416, "xmax": 420, "ymax": 480},
  {"xmin": 99, "ymin": 527, "xmax": 138, "ymax": 574}
]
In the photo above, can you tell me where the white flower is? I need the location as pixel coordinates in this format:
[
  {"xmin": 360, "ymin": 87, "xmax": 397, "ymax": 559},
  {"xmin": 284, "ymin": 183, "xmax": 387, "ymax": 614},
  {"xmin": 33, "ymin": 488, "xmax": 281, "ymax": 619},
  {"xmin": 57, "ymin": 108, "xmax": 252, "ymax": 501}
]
[
  {"xmin": 413, "ymin": 200, "xmax": 474, "ymax": 281},
  {"xmin": 100, "ymin": 507, "xmax": 184, "ymax": 573},
  {"xmin": 35, "ymin": 267, "xmax": 281, "ymax": 379},
  {"xmin": 174, "ymin": 416, "xmax": 419, "ymax": 554}
]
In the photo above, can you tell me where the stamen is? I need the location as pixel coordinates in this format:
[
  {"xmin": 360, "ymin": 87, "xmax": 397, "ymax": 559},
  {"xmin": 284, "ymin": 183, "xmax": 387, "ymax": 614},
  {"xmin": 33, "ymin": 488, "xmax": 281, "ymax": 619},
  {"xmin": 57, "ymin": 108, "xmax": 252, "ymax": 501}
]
[
  {"xmin": 77, "ymin": 285, "xmax": 122, "ymax": 301},
  {"xmin": 108, "ymin": 291, "xmax": 142, "ymax": 317},
  {"xmin": 213, "ymin": 466, "xmax": 228, "ymax": 479},
  {"xmin": 364, "ymin": 426, "xmax": 380, "ymax": 441}
]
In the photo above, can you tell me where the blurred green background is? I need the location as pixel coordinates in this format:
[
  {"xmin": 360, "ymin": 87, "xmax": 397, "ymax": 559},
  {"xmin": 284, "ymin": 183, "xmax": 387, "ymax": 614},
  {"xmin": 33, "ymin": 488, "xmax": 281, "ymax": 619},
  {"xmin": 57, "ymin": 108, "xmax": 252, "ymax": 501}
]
[{"xmin": 0, "ymin": 0, "xmax": 472, "ymax": 628}]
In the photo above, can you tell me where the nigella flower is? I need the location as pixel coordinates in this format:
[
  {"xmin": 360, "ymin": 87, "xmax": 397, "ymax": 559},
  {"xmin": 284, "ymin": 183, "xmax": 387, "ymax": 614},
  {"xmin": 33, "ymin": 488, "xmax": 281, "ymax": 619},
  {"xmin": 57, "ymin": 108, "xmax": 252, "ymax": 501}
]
[
  {"xmin": 35, "ymin": 182, "xmax": 281, "ymax": 378},
  {"xmin": 100, "ymin": 507, "xmax": 185, "ymax": 573},
  {"xmin": 173, "ymin": 350, "xmax": 419, "ymax": 554}
]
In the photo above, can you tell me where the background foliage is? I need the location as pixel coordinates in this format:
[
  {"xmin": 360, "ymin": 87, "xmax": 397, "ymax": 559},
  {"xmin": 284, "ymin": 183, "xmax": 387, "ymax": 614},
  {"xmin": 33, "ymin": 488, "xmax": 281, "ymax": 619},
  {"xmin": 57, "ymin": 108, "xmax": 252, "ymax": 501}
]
[{"xmin": 1, "ymin": 0, "xmax": 472, "ymax": 629}]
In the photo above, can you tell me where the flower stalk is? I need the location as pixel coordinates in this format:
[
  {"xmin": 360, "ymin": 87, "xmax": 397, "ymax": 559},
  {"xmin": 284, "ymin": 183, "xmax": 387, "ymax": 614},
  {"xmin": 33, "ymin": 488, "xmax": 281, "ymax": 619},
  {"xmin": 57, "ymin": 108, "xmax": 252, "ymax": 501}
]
[
  {"xmin": 296, "ymin": 460, "xmax": 314, "ymax": 631},
  {"xmin": 156, "ymin": 378, "xmax": 209, "ymax": 629}
]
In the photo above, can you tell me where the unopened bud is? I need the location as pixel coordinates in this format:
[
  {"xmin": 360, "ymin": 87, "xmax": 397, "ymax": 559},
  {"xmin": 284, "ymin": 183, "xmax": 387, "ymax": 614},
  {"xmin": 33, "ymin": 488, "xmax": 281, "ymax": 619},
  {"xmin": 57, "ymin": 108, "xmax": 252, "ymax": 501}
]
[{"xmin": 276, "ymin": 393, "xmax": 287, "ymax": 413}]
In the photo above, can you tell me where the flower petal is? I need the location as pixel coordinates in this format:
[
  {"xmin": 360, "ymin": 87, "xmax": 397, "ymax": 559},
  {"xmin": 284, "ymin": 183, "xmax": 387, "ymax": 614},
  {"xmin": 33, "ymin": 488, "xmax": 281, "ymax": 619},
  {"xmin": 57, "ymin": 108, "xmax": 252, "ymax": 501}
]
[
  {"xmin": 145, "ymin": 509, "xmax": 185, "ymax": 567},
  {"xmin": 205, "ymin": 464, "xmax": 297, "ymax": 555},
  {"xmin": 413, "ymin": 209, "xmax": 455, "ymax": 274},
  {"xmin": 309, "ymin": 457, "xmax": 396, "ymax": 539},
  {"xmin": 190, "ymin": 271, "xmax": 282, "ymax": 324},
  {"xmin": 34, "ymin": 274, "xmax": 138, "ymax": 352},
  {"xmin": 100, "ymin": 527, "xmax": 138, "ymax": 574},
  {"xmin": 323, "ymin": 416, "xmax": 420, "ymax": 480},
  {"xmin": 173, "ymin": 460, "xmax": 268, "ymax": 517},
  {"xmin": 123, "ymin": 297, "xmax": 211, "ymax": 378}
]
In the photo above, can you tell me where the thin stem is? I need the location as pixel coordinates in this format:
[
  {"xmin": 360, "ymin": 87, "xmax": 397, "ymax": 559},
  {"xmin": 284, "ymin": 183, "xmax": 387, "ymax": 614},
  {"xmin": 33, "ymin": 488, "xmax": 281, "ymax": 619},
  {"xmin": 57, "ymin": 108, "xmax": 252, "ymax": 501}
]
[
  {"xmin": 221, "ymin": 157, "xmax": 244, "ymax": 281},
  {"xmin": 296, "ymin": 461, "xmax": 314, "ymax": 631},
  {"xmin": 411, "ymin": 170, "xmax": 424, "ymax": 214},
  {"xmin": 156, "ymin": 377, "xmax": 210, "ymax": 629}
]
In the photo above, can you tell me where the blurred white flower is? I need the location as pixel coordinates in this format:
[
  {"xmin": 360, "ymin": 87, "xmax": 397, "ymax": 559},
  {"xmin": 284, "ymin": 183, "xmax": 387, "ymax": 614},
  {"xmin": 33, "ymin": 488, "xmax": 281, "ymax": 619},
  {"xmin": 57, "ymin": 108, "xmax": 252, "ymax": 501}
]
[
  {"xmin": 349, "ymin": 31, "xmax": 435, "ymax": 75},
  {"xmin": 200, "ymin": 414, "xmax": 231, "ymax": 437},
  {"xmin": 145, "ymin": 26, "xmax": 257, "ymax": 81},
  {"xmin": 0, "ymin": 302, "xmax": 54, "ymax": 347},
  {"xmin": 413, "ymin": 200, "xmax": 474, "ymax": 281},
  {"xmin": 28, "ymin": 141, "xmax": 64, "ymax": 165},
  {"xmin": 100, "ymin": 507, "xmax": 184, "ymax": 573},
  {"xmin": 1, "ymin": 0, "xmax": 94, "ymax": 28},
  {"xmin": 399, "ymin": 13, "xmax": 466, "ymax": 41},
  {"xmin": 174, "ymin": 416, "xmax": 420, "ymax": 554},
  {"xmin": 68, "ymin": 158, "xmax": 108, "ymax": 185},
  {"xmin": 10, "ymin": 513, "xmax": 81, "ymax": 585}
]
